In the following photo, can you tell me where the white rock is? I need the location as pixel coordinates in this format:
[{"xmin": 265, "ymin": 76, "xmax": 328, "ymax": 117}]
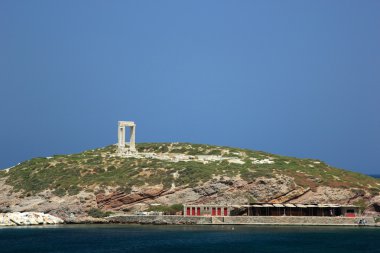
[
  {"xmin": 0, "ymin": 212, "xmax": 64, "ymax": 226},
  {"xmin": 228, "ymin": 159, "xmax": 245, "ymax": 165},
  {"xmin": 252, "ymin": 158, "xmax": 274, "ymax": 164}
]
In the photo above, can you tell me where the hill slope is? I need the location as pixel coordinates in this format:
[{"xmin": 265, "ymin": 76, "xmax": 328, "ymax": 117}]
[{"xmin": 0, "ymin": 143, "xmax": 379, "ymax": 220}]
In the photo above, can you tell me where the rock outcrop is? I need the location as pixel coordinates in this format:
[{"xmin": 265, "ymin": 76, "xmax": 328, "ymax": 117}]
[
  {"xmin": 96, "ymin": 186, "xmax": 166, "ymax": 209},
  {"xmin": 0, "ymin": 212, "xmax": 64, "ymax": 226}
]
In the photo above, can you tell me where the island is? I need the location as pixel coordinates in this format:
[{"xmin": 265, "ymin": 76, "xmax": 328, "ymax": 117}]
[{"xmin": 1, "ymin": 121, "xmax": 379, "ymax": 226}]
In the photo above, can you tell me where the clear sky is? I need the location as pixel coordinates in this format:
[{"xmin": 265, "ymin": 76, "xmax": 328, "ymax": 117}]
[{"xmin": 0, "ymin": 1, "xmax": 379, "ymax": 174}]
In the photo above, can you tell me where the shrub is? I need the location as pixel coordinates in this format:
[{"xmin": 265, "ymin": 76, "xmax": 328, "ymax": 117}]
[
  {"xmin": 88, "ymin": 208, "xmax": 113, "ymax": 218},
  {"xmin": 67, "ymin": 185, "xmax": 81, "ymax": 195},
  {"xmin": 353, "ymin": 199, "xmax": 368, "ymax": 213},
  {"xmin": 53, "ymin": 188, "xmax": 66, "ymax": 197},
  {"xmin": 207, "ymin": 149, "xmax": 222, "ymax": 155},
  {"xmin": 369, "ymin": 187, "xmax": 380, "ymax": 196},
  {"xmin": 148, "ymin": 204, "xmax": 184, "ymax": 215}
]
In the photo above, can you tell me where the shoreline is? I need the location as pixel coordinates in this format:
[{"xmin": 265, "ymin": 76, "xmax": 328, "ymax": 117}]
[
  {"xmin": 1, "ymin": 213, "xmax": 379, "ymax": 227},
  {"xmin": 106, "ymin": 215, "xmax": 380, "ymax": 227},
  {"xmin": 2, "ymin": 222, "xmax": 380, "ymax": 228}
]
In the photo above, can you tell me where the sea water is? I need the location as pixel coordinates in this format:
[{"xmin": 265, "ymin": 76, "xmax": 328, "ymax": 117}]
[{"xmin": 0, "ymin": 225, "xmax": 379, "ymax": 253}]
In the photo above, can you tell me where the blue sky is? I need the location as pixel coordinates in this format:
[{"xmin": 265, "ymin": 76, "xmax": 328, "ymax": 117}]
[{"xmin": 0, "ymin": 1, "xmax": 379, "ymax": 174}]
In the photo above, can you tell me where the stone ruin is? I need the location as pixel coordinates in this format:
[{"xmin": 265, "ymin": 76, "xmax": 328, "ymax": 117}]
[
  {"xmin": 117, "ymin": 121, "xmax": 137, "ymax": 156},
  {"xmin": 114, "ymin": 120, "xmax": 266, "ymax": 166}
]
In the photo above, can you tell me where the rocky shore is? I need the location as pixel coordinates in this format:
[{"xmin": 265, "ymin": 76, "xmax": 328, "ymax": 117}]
[
  {"xmin": 0, "ymin": 213, "xmax": 379, "ymax": 227},
  {"xmin": 107, "ymin": 215, "xmax": 380, "ymax": 226},
  {"xmin": 0, "ymin": 212, "xmax": 64, "ymax": 226}
]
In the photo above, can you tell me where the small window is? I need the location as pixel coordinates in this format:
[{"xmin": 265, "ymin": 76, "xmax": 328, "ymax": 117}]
[{"xmin": 346, "ymin": 209, "xmax": 355, "ymax": 213}]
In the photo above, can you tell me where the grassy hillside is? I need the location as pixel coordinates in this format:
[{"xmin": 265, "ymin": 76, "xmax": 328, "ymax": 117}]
[{"xmin": 0, "ymin": 143, "xmax": 379, "ymax": 197}]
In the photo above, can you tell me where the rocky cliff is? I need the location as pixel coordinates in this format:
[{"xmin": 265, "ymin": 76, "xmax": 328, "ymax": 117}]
[{"xmin": 0, "ymin": 143, "xmax": 379, "ymax": 221}]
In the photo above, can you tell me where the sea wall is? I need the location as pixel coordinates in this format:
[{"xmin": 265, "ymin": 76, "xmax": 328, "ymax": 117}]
[
  {"xmin": 107, "ymin": 215, "xmax": 376, "ymax": 226},
  {"xmin": 222, "ymin": 216, "xmax": 375, "ymax": 226},
  {"xmin": 0, "ymin": 212, "xmax": 64, "ymax": 226},
  {"xmin": 108, "ymin": 215, "xmax": 212, "ymax": 225}
]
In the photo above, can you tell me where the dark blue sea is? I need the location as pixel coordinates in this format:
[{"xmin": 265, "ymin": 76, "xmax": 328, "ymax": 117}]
[{"xmin": 0, "ymin": 225, "xmax": 379, "ymax": 253}]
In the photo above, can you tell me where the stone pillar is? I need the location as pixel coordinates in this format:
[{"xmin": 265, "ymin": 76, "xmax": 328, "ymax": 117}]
[
  {"xmin": 118, "ymin": 122, "xmax": 125, "ymax": 148},
  {"xmin": 122, "ymin": 126, "xmax": 126, "ymax": 146},
  {"xmin": 130, "ymin": 124, "xmax": 136, "ymax": 151}
]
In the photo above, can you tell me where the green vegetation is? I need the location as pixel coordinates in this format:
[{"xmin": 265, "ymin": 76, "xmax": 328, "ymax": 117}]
[
  {"xmin": 369, "ymin": 187, "xmax": 380, "ymax": 196},
  {"xmin": 0, "ymin": 142, "xmax": 379, "ymax": 197},
  {"xmin": 147, "ymin": 204, "xmax": 184, "ymax": 215},
  {"xmin": 87, "ymin": 208, "xmax": 113, "ymax": 218},
  {"xmin": 353, "ymin": 199, "xmax": 368, "ymax": 213},
  {"xmin": 375, "ymin": 217, "xmax": 380, "ymax": 223}
]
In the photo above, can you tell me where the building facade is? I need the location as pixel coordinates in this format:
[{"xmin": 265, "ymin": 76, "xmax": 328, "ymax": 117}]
[
  {"xmin": 183, "ymin": 205, "xmax": 232, "ymax": 216},
  {"xmin": 183, "ymin": 203, "xmax": 360, "ymax": 217}
]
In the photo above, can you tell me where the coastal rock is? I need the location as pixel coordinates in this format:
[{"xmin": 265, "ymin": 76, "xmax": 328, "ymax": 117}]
[
  {"xmin": 292, "ymin": 186, "xmax": 357, "ymax": 204},
  {"xmin": 247, "ymin": 176, "xmax": 295, "ymax": 202},
  {"xmin": 193, "ymin": 182, "xmax": 229, "ymax": 196},
  {"xmin": 365, "ymin": 196, "xmax": 380, "ymax": 216},
  {"xmin": 0, "ymin": 212, "xmax": 64, "ymax": 226},
  {"xmin": 271, "ymin": 187, "xmax": 311, "ymax": 203},
  {"xmin": 96, "ymin": 186, "xmax": 166, "ymax": 209}
]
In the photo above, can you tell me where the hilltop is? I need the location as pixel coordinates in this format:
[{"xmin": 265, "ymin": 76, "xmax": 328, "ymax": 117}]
[{"xmin": 0, "ymin": 143, "xmax": 379, "ymax": 220}]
